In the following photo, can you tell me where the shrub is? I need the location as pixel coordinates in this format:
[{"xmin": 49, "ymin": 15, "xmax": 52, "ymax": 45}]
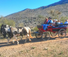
[
  {"xmin": 33, "ymin": 27, "xmax": 38, "ymax": 31},
  {"xmin": 0, "ymin": 18, "xmax": 15, "ymax": 28},
  {"xmin": 60, "ymin": 17, "xmax": 68, "ymax": 23},
  {"xmin": 31, "ymin": 47, "xmax": 36, "ymax": 49},
  {"xmin": 38, "ymin": 15, "xmax": 44, "ymax": 18}
]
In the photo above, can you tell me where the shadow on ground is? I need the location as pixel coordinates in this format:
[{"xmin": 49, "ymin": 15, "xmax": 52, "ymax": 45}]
[{"xmin": 0, "ymin": 36, "xmax": 68, "ymax": 47}]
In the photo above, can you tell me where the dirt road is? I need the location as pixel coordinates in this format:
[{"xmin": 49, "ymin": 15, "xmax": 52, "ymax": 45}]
[{"xmin": 0, "ymin": 36, "xmax": 68, "ymax": 57}]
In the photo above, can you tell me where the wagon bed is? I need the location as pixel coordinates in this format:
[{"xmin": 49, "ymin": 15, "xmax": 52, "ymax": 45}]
[{"xmin": 35, "ymin": 24, "xmax": 68, "ymax": 40}]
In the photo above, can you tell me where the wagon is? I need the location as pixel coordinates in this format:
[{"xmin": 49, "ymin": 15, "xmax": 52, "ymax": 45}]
[{"xmin": 35, "ymin": 24, "xmax": 67, "ymax": 40}]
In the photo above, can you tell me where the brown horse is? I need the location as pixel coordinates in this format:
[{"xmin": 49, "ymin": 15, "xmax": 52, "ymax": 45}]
[{"xmin": 10, "ymin": 26, "xmax": 33, "ymax": 44}]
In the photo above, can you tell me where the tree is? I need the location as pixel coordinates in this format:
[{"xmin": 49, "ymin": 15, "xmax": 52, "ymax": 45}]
[
  {"xmin": 0, "ymin": 18, "xmax": 15, "ymax": 27},
  {"xmin": 48, "ymin": 9, "xmax": 61, "ymax": 19},
  {"xmin": 60, "ymin": 17, "xmax": 68, "ymax": 23},
  {"xmin": 38, "ymin": 15, "xmax": 44, "ymax": 18},
  {"xmin": 33, "ymin": 27, "xmax": 38, "ymax": 31}
]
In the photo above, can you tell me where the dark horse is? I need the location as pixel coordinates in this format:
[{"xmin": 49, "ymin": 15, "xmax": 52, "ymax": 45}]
[
  {"xmin": 1, "ymin": 24, "xmax": 12, "ymax": 38},
  {"xmin": 1, "ymin": 24, "xmax": 33, "ymax": 44}
]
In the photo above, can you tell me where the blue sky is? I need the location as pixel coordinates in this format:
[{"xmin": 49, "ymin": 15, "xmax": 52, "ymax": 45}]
[{"xmin": 0, "ymin": 0, "xmax": 60, "ymax": 17}]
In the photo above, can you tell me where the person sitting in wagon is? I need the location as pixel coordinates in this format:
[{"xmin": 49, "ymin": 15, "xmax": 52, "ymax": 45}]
[
  {"xmin": 64, "ymin": 19, "xmax": 68, "ymax": 27},
  {"xmin": 60, "ymin": 21, "xmax": 63, "ymax": 24},
  {"xmin": 52, "ymin": 19, "xmax": 61, "ymax": 27},
  {"xmin": 64, "ymin": 20, "xmax": 68, "ymax": 24},
  {"xmin": 44, "ymin": 17, "xmax": 48, "ymax": 24},
  {"xmin": 42, "ymin": 17, "xmax": 53, "ymax": 30},
  {"xmin": 47, "ymin": 17, "xmax": 53, "ymax": 24}
]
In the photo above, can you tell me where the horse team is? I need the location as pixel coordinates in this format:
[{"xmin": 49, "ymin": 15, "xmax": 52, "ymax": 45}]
[{"xmin": 1, "ymin": 24, "xmax": 33, "ymax": 44}]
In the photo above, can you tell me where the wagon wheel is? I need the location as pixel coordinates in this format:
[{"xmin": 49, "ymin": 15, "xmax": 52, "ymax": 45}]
[
  {"xmin": 35, "ymin": 32, "xmax": 42, "ymax": 39},
  {"xmin": 50, "ymin": 32, "xmax": 58, "ymax": 37},
  {"xmin": 58, "ymin": 29, "xmax": 66, "ymax": 38},
  {"xmin": 41, "ymin": 31, "xmax": 50, "ymax": 40}
]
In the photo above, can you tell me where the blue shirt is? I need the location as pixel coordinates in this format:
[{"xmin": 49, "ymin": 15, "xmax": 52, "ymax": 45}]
[
  {"xmin": 47, "ymin": 20, "xmax": 53, "ymax": 24},
  {"xmin": 64, "ymin": 21, "xmax": 68, "ymax": 27},
  {"xmin": 64, "ymin": 21, "xmax": 68, "ymax": 24},
  {"xmin": 60, "ymin": 22, "xmax": 63, "ymax": 24}
]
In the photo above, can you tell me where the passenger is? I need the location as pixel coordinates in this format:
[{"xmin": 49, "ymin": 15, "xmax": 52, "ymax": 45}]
[
  {"xmin": 53, "ymin": 19, "xmax": 56, "ymax": 24},
  {"xmin": 42, "ymin": 17, "xmax": 52, "ymax": 30},
  {"xmin": 55, "ymin": 19, "xmax": 58, "ymax": 27},
  {"xmin": 54, "ymin": 19, "xmax": 61, "ymax": 27},
  {"xmin": 60, "ymin": 21, "xmax": 63, "ymax": 24},
  {"xmin": 47, "ymin": 17, "xmax": 53, "ymax": 24},
  {"xmin": 57, "ymin": 20, "xmax": 60, "ymax": 24},
  {"xmin": 51, "ymin": 19, "xmax": 53, "ymax": 24},
  {"xmin": 50, "ymin": 19, "xmax": 53, "ymax": 26},
  {"xmin": 52, "ymin": 19, "xmax": 56, "ymax": 26},
  {"xmin": 64, "ymin": 19, "xmax": 68, "ymax": 24},
  {"xmin": 64, "ymin": 20, "xmax": 68, "ymax": 27},
  {"xmin": 44, "ymin": 17, "xmax": 48, "ymax": 24},
  {"xmin": 58, "ymin": 20, "xmax": 64, "ymax": 27}
]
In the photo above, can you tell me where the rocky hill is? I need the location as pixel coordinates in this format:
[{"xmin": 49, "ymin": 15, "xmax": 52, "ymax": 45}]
[{"xmin": 5, "ymin": 0, "xmax": 68, "ymax": 27}]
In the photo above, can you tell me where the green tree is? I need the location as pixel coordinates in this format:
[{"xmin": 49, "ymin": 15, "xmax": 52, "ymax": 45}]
[
  {"xmin": 0, "ymin": 18, "xmax": 15, "ymax": 27},
  {"xmin": 38, "ymin": 15, "xmax": 44, "ymax": 18},
  {"xmin": 60, "ymin": 17, "xmax": 68, "ymax": 23},
  {"xmin": 33, "ymin": 27, "xmax": 38, "ymax": 31},
  {"xmin": 48, "ymin": 9, "xmax": 61, "ymax": 19}
]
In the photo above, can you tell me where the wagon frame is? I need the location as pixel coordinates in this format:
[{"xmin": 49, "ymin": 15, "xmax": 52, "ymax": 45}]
[{"xmin": 35, "ymin": 24, "xmax": 67, "ymax": 40}]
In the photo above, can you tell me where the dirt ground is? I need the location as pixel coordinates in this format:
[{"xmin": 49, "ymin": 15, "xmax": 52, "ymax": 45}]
[{"xmin": 0, "ymin": 35, "xmax": 68, "ymax": 57}]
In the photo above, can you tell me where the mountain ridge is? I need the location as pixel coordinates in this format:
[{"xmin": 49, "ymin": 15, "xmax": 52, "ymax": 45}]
[
  {"xmin": 5, "ymin": 0, "xmax": 68, "ymax": 18},
  {"xmin": 5, "ymin": 0, "xmax": 68, "ymax": 27}
]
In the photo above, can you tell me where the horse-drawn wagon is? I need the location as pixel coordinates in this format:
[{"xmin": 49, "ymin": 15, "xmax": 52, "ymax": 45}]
[{"xmin": 35, "ymin": 24, "xmax": 68, "ymax": 40}]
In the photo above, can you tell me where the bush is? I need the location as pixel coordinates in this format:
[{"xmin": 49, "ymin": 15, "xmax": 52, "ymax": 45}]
[
  {"xmin": 0, "ymin": 18, "xmax": 15, "ymax": 27},
  {"xmin": 33, "ymin": 27, "xmax": 38, "ymax": 31},
  {"xmin": 38, "ymin": 15, "xmax": 44, "ymax": 18},
  {"xmin": 60, "ymin": 17, "xmax": 68, "ymax": 23}
]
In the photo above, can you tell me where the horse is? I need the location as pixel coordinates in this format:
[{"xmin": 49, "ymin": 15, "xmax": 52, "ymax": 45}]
[
  {"xmin": 10, "ymin": 26, "xmax": 33, "ymax": 44},
  {"xmin": 1, "ymin": 24, "xmax": 11, "ymax": 38},
  {"xmin": 1, "ymin": 24, "xmax": 33, "ymax": 44}
]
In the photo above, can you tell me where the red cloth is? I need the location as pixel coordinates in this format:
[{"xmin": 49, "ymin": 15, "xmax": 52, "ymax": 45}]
[{"xmin": 44, "ymin": 19, "xmax": 48, "ymax": 24}]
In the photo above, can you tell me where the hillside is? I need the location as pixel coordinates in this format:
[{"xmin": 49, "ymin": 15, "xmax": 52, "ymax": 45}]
[{"xmin": 5, "ymin": 0, "xmax": 68, "ymax": 27}]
